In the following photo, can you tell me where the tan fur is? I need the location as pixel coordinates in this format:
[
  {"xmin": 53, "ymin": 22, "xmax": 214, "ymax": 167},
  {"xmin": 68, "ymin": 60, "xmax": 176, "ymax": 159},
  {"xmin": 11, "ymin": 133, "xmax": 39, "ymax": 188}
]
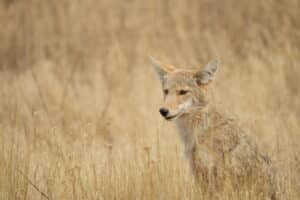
[{"xmin": 151, "ymin": 58, "xmax": 277, "ymax": 199}]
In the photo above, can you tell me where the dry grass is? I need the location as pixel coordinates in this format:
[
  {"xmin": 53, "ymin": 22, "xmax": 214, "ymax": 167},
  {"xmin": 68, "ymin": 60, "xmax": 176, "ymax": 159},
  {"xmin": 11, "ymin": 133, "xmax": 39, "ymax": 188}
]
[{"xmin": 0, "ymin": 0, "xmax": 299, "ymax": 199}]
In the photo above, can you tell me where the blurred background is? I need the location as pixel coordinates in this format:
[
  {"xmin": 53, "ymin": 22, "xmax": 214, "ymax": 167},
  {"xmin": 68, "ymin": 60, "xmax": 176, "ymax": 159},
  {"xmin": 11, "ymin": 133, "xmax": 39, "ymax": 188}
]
[{"xmin": 0, "ymin": 0, "xmax": 299, "ymax": 199}]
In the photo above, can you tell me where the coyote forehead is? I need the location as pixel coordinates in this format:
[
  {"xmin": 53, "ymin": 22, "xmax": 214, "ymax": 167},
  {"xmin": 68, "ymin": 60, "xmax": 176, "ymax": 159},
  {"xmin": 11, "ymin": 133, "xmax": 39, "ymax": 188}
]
[{"xmin": 164, "ymin": 70, "xmax": 197, "ymax": 88}]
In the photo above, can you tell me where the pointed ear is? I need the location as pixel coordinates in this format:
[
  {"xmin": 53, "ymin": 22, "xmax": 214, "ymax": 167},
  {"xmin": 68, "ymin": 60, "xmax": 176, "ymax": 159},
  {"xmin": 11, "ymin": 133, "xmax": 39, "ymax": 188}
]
[
  {"xmin": 149, "ymin": 57, "xmax": 175, "ymax": 83},
  {"xmin": 194, "ymin": 59, "xmax": 220, "ymax": 85}
]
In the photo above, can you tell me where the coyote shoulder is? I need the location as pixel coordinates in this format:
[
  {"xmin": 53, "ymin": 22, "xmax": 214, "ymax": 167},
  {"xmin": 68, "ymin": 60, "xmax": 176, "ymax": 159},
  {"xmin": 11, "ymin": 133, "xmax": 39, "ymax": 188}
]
[{"xmin": 150, "ymin": 58, "xmax": 277, "ymax": 199}]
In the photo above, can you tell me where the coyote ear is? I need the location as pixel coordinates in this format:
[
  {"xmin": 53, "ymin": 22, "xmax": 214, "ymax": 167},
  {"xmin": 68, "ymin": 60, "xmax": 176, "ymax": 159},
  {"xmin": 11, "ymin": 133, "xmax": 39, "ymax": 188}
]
[
  {"xmin": 149, "ymin": 57, "xmax": 175, "ymax": 83},
  {"xmin": 195, "ymin": 59, "xmax": 220, "ymax": 85}
]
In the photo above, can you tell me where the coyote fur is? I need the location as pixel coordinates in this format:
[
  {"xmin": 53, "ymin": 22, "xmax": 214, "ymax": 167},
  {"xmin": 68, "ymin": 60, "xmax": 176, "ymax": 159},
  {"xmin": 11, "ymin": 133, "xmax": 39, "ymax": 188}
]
[{"xmin": 150, "ymin": 58, "xmax": 277, "ymax": 199}]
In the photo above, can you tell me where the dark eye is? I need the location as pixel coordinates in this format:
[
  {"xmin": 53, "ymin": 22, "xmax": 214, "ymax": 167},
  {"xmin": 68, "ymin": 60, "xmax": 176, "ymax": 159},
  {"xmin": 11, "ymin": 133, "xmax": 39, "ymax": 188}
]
[
  {"xmin": 179, "ymin": 90, "xmax": 189, "ymax": 95},
  {"xmin": 163, "ymin": 89, "xmax": 169, "ymax": 95}
]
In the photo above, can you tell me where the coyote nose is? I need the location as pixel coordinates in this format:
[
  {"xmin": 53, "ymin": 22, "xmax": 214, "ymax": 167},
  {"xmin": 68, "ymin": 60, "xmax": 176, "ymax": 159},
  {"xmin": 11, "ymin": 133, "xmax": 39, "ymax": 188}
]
[{"xmin": 159, "ymin": 108, "xmax": 169, "ymax": 117}]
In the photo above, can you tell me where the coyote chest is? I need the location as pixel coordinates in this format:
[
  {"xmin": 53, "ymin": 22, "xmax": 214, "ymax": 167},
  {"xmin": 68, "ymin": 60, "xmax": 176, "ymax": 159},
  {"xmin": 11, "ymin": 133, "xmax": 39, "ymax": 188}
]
[{"xmin": 175, "ymin": 111, "xmax": 249, "ymax": 172}]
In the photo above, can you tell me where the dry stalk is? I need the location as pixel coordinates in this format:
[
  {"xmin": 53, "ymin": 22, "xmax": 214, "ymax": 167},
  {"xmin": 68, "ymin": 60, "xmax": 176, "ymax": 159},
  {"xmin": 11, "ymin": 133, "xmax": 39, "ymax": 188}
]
[{"xmin": 17, "ymin": 168, "xmax": 50, "ymax": 200}]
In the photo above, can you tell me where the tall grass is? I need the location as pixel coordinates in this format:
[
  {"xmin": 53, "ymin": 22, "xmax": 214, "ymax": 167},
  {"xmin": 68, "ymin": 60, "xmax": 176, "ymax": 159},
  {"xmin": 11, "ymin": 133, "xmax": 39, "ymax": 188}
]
[{"xmin": 0, "ymin": 0, "xmax": 299, "ymax": 199}]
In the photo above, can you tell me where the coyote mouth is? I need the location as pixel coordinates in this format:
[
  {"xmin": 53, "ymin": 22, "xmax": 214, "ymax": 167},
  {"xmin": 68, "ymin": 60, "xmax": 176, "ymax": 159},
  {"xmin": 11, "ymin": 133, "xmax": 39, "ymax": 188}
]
[{"xmin": 165, "ymin": 115, "xmax": 177, "ymax": 120}]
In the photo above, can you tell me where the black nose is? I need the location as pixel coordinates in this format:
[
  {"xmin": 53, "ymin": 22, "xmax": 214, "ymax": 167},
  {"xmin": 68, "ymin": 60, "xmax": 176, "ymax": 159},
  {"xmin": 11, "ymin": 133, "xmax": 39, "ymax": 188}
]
[{"xmin": 159, "ymin": 108, "xmax": 169, "ymax": 117}]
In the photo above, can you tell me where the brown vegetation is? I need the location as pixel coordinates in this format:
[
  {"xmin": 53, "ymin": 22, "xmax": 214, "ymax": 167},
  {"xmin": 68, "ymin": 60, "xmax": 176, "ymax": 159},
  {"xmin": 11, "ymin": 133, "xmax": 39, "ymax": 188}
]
[{"xmin": 0, "ymin": 0, "xmax": 299, "ymax": 199}]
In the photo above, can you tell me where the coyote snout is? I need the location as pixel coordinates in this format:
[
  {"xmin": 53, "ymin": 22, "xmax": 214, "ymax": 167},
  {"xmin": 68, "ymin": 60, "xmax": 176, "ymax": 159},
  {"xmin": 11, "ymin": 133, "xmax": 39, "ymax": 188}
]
[
  {"xmin": 159, "ymin": 86, "xmax": 194, "ymax": 120},
  {"xmin": 150, "ymin": 57, "xmax": 277, "ymax": 199},
  {"xmin": 159, "ymin": 107, "xmax": 169, "ymax": 118}
]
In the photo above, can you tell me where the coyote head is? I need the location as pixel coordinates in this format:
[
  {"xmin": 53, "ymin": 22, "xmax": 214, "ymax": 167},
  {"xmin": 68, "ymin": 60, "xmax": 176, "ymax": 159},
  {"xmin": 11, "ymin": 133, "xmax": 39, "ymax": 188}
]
[{"xmin": 150, "ymin": 58, "xmax": 219, "ymax": 121}]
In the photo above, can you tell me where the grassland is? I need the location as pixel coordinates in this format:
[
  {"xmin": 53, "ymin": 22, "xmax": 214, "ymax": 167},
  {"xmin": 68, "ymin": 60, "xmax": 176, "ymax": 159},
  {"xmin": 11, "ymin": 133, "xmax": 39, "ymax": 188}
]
[{"xmin": 0, "ymin": 0, "xmax": 299, "ymax": 199}]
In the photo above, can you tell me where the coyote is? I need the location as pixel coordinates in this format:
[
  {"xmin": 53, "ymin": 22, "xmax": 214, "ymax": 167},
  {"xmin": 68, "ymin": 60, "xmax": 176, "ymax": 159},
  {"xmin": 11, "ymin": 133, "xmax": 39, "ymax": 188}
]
[{"xmin": 150, "ymin": 58, "xmax": 277, "ymax": 199}]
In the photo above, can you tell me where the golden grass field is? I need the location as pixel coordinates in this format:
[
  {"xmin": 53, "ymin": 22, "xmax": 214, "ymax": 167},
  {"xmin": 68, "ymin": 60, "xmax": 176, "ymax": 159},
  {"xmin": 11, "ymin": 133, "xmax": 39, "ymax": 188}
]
[{"xmin": 0, "ymin": 0, "xmax": 299, "ymax": 199}]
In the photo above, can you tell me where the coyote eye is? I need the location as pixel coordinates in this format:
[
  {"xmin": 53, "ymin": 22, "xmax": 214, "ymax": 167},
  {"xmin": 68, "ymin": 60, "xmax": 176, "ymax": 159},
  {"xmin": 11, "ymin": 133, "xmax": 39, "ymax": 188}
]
[
  {"xmin": 163, "ymin": 89, "xmax": 169, "ymax": 95},
  {"xmin": 179, "ymin": 90, "xmax": 189, "ymax": 95}
]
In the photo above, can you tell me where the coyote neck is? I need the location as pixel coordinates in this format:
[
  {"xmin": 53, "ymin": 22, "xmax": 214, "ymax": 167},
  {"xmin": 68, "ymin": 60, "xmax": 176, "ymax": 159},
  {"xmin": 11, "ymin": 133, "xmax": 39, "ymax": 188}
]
[{"xmin": 175, "ymin": 110, "xmax": 209, "ymax": 157}]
